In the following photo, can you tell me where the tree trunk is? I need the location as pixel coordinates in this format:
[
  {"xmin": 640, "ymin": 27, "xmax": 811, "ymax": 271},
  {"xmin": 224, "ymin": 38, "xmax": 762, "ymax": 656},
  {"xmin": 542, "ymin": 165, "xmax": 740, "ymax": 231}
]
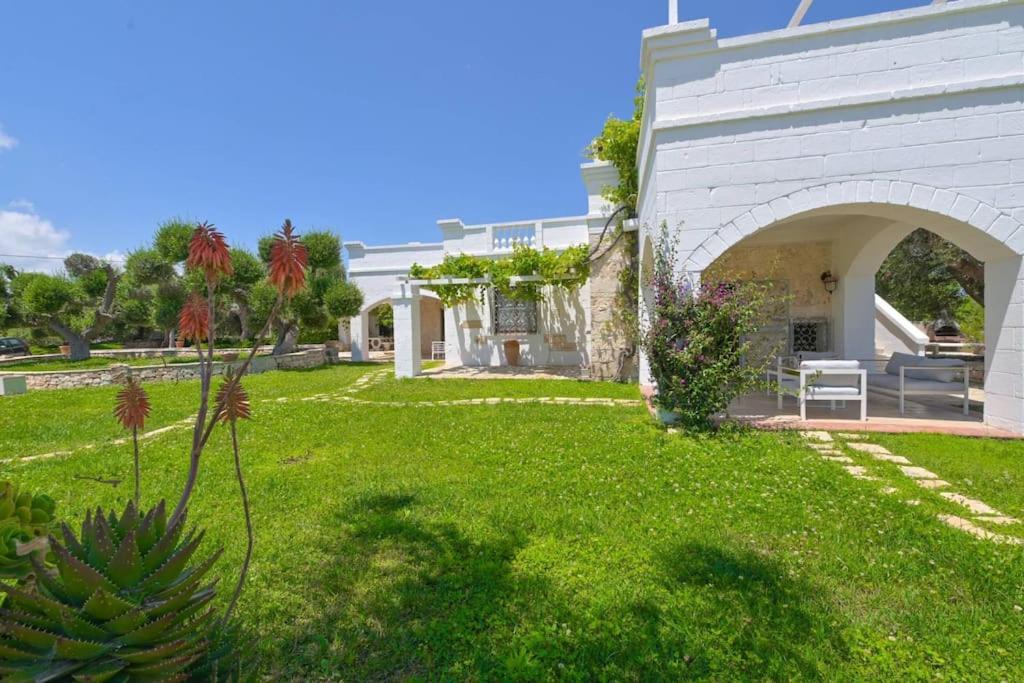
[
  {"xmin": 273, "ymin": 321, "xmax": 299, "ymax": 356},
  {"xmin": 48, "ymin": 320, "xmax": 92, "ymax": 360}
]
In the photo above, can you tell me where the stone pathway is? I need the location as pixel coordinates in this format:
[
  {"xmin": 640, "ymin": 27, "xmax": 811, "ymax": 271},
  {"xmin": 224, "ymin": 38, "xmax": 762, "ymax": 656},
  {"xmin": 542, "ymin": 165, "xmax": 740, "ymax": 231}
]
[
  {"xmin": 797, "ymin": 431, "xmax": 1023, "ymax": 545},
  {"xmin": 4, "ymin": 417, "xmax": 196, "ymax": 467}
]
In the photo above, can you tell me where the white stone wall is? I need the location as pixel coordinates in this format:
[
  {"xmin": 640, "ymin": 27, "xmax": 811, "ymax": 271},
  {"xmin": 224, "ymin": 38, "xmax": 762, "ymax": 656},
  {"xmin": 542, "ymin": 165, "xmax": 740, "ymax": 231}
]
[{"xmin": 639, "ymin": 0, "xmax": 1024, "ymax": 431}]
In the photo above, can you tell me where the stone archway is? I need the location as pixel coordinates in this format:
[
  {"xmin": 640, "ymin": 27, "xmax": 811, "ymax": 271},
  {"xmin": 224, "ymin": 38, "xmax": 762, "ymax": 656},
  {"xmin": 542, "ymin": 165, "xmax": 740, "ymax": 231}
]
[{"xmin": 648, "ymin": 181, "xmax": 1024, "ymax": 432}]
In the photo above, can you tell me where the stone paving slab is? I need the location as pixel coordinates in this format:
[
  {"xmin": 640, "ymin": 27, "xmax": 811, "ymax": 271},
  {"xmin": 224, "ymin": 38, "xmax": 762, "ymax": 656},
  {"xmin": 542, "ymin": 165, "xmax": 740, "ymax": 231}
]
[
  {"xmin": 900, "ymin": 466, "xmax": 939, "ymax": 479},
  {"xmin": 799, "ymin": 431, "xmax": 833, "ymax": 442},
  {"xmin": 837, "ymin": 433, "xmax": 867, "ymax": 440},
  {"xmin": 938, "ymin": 514, "xmax": 1023, "ymax": 544},
  {"xmin": 872, "ymin": 454, "xmax": 912, "ymax": 465},
  {"xmin": 940, "ymin": 493, "xmax": 1002, "ymax": 516},
  {"xmin": 848, "ymin": 443, "xmax": 892, "ymax": 455},
  {"xmin": 977, "ymin": 515, "xmax": 1021, "ymax": 525},
  {"xmin": 916, "ymin": 479, "xmax": 951, "ymax": 489},
  {"xmin": 822, "ymin": 456, "xmax": 854, "ymax": 463}
]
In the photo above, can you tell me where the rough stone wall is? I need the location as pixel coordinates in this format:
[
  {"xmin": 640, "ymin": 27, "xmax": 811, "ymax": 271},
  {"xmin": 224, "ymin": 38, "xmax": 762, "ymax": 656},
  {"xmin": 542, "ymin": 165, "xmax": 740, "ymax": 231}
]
[
  {"xmin": 9, "ymin": 349, "xmax": 330, "ymax": 391},
  {"xmin": 588, "ymin": 230, "xmax": 637, "ymax": 381}
]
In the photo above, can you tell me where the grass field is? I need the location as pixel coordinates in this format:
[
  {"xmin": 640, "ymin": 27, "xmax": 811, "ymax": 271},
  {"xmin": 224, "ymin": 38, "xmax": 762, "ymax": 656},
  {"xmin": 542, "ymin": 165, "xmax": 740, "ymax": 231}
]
[{"xmin": 4, "ymin": 363, "xmax": 1024, "ymax": 680}]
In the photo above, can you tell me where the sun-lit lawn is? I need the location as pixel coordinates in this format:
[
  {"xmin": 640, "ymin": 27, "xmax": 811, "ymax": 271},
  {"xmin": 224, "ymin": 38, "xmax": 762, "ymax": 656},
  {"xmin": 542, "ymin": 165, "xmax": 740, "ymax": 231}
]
[
  {"xmin": 4, "ymin": 363, "xmax": 1024, "ymax": 680},
  {"xmin": 0, "ymin": 353, "xmax": 261, "ymax": 373}
]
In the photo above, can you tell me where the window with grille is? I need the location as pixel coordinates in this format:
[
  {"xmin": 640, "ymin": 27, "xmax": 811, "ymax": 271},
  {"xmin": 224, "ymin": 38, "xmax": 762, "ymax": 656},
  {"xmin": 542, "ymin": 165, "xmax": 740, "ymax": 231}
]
[
  {"xmin": 493, "ymin": 290, "xmax": 538, "ymax": 334},
  {"xmin": 790, "ymin": 318, "xmax": 829, "ymax": 353}
]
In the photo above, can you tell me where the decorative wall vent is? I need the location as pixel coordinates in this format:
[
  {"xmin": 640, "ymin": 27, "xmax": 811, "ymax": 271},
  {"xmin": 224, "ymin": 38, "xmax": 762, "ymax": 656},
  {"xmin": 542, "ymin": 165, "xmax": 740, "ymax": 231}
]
[
  {"xmin": 493, "ymin": 290, "xmax": 538, "ymax": 334},
  {"xmin": 790, "ymin": 318, "xmax": 830, "ymax": 353}
]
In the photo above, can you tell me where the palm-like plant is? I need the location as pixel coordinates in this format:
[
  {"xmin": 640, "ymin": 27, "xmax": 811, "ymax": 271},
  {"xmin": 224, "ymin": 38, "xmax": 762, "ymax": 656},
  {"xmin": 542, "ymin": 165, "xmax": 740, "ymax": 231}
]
[{"xmin": 0, "ymin": 500, "xmax": 221, "ymax": 681}]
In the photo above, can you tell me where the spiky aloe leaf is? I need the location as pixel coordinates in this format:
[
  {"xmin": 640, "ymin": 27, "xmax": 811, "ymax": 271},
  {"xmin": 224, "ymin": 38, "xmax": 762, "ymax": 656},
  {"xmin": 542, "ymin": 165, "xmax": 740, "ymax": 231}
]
[
  {"xmin": 81, "ymin": 588, "xmax": 136, "ymax": 622},
  {"xmin": 135, "ymin": 502, "xmax": 165, "ymax": 557},
  {"xmin": 52, "ymin": 544, "xmax": 119, "ymax": 603},
  {"xmin": 148, "ymin": 547, "xmax": 223, "ymax": 602},
  {"xmin": 106, "ymin": 531, "xmax": 143, "ymax": 589},
  {"xmin": 30, "ymin": 554, "xmax": 76, "ymax": 605},
  {"xmin": 99, "ymin": 609, "xmax": 148, "ymax": 637},
  {"xmin": 69, "ymin": 659, "xmax": 126, "ymax": 683},
  {"xmin": 61, "ymin": 522, "xmax": 87, "ymax": 562},
  {"xmin": 0, "ymin": 622, "xmax": 59, "ymax": 651},
  {"xmin": 138, "ymin": 532, "xmax": 205, "ymax": 593},
  {"xmin": 117, "ymin": 639, "xmax": 191, "ymax": 665},
  {"xmin": 129, "ymin": 650, "xmax": 202, "ymax": 678},
  {"xmin": 88, "ymin": 513, "xmax": 116, "ymax": 571},
  {"xmin": 114, "ymin": 501, "xmax": 140, "ymax": 539},
  {"xmin": 54, "ymin": 637, "xmax": 111, "ymax": 661},
  {"xmin": 117, "ymin": 610, "xmax": 181, "ymax": 647},
  {"xmin": 140, "ymin": 511, "xmax": 186, "ymax": 574},
  {"xmin": 0, "ymin": 640, "xmax": 34, "ymax": 660}
]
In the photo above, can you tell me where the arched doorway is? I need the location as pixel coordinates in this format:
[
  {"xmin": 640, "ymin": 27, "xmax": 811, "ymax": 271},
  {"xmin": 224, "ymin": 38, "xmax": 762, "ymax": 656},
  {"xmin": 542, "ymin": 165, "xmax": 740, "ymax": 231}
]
[
  {"xmin": 351, "ymin": 294, "xmax": 445, "ymax": 362},
  {"xmin": 644, "ymin": 182, "xmax": 1024, "ymax": 432}
]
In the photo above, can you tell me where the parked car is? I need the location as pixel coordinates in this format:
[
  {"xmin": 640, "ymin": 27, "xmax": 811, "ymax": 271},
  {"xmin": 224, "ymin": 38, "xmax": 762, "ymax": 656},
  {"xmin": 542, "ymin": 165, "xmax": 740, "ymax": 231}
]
[{"xmin": 0, "ymin": 337, "xmax": 31, "ymax": 357}]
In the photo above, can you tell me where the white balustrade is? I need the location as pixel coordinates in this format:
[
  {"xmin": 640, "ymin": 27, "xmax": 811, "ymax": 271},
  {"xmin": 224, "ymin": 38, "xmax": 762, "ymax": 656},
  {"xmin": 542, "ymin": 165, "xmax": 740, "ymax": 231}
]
[{"xmin": 491, "ymin": 224, "xmax": 537, "ymax": 252}]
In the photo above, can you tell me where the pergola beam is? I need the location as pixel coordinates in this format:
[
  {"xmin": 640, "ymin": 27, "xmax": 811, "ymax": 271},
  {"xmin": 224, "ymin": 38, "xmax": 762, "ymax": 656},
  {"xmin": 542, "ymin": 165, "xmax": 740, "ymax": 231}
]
[{"xmin": 789, "ymin": 0, "xmax": 946, "ymax": 28}]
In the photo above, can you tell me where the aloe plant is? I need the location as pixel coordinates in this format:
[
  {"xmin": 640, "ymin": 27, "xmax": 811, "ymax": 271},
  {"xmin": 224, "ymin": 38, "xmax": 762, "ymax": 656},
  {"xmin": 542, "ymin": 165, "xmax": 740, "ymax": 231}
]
[
  {"xmin": 0, "ymin": 481, "xmax": 56, "ymax": 580},
  {"xmin": 0, "ymin": 499, "xmax": 222, "ymax": 681}
]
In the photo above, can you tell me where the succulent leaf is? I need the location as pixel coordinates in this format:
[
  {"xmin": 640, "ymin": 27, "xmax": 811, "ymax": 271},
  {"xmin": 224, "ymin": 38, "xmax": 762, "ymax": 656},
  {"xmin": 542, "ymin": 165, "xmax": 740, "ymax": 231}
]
[
  {"xmin": 0, "ymin": 501, "xmax": 225, "ymax": 680},
  {"xmin": 0, "ymin": 481, "xmax": 57, "ymax": 580}
]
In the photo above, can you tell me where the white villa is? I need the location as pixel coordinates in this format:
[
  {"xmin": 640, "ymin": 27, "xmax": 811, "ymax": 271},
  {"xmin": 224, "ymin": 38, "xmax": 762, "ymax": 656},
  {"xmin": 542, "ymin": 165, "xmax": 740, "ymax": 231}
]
[{"xmin": 347, "ymin": 0, "xmax": 1024, "ymax": 434}]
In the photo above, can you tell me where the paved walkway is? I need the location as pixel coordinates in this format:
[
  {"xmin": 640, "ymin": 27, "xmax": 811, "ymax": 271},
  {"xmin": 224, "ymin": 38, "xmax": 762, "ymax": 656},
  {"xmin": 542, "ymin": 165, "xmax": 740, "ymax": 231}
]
[{"xmin": 799, "ymin": 431, "xmax": 1023, "ymax": 545}]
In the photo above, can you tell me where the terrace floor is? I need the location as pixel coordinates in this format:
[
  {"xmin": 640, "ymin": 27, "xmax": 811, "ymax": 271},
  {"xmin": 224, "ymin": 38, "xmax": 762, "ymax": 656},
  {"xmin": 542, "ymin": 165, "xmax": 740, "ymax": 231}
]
[{"xmin": 725, "ymin": 388, "xmax": 1019, "ymax": 439}]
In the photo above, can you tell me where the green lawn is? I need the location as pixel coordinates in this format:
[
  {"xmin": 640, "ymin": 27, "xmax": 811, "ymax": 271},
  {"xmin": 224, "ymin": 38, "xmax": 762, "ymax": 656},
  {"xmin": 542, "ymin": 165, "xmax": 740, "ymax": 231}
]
[{"xmin": 4, "ymin": 364, "xmax": 1024, "ymax": 680}]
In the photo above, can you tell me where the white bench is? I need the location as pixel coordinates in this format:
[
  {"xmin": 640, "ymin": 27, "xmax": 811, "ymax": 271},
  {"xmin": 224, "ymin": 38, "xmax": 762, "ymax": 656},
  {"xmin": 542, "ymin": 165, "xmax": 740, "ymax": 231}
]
[
  {"xmin": 867, "ymin": 352, "xmax": 969, "ymax": 416},
  {"xmin": 798, "ymin": 360, "xmax": 867, "ymax": 422}
]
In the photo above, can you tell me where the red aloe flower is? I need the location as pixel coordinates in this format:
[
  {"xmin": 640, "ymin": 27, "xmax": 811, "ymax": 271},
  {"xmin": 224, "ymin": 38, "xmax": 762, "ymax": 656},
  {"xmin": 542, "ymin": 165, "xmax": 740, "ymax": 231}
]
[
  {"xmin": 216, "ymin": 373, "xmax": 252, "ymax": 423},
  {"xmin": 178, "ymin": 293, "xmax": 210, "ymax": 341},
  {"xmin": 268, "ymin": 219, "xmax": 308, "ymax": 297},
  {"xmin": 113, "ymin": 378, "xmax": 150, "ymax": 431},
  {"xmin": 186, "ymin": 222, "xmax": 233, "ymax": 280}
]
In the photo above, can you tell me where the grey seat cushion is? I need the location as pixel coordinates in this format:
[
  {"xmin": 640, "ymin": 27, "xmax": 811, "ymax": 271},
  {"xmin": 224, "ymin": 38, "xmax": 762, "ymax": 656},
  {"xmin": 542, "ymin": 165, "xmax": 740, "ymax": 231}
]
[
  {"xmin": 804, "ymin": 385, "xmax": 861, "ymax": 397},
  {"xmin": 884, "ymin": 352, "xmax": 963, "ymax": 383},
  {"xmin": 868, "ymin": 373, "xmax": 960, "ymax": 393}
]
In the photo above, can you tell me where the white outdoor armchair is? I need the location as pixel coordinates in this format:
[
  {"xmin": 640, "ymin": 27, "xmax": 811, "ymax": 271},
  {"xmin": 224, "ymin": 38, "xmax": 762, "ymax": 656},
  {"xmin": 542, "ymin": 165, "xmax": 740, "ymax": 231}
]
[{"xmin": 798, "ymin": 360, "xmax": 867, "ymax": 421}]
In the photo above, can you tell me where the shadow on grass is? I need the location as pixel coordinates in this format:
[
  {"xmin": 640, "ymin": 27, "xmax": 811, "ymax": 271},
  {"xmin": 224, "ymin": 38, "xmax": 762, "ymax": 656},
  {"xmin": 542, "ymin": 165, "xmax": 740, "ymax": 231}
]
[
  {"xmin": 658, "ymin": 541, "xmax": 848, "ymax": 678},
  {"xmin": 277, "ymin": 492, "xmax": 545, "ymax": 679}
]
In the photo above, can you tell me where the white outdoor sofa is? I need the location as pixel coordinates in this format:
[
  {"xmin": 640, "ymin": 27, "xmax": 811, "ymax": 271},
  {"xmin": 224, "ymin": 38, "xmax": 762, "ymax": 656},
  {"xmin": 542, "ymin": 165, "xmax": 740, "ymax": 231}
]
[
  {"xmin": 866, "ymin": 352, "xmax": 970, "ymax": 416},
  {"xmin": 797, "ymin": 360, "xmax": 868, "ymax": 421}
]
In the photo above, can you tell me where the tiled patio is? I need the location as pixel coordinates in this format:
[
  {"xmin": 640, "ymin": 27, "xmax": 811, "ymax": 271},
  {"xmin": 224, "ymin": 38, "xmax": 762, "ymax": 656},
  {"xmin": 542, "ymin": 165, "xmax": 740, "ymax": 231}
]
[
  {"xmin": 727, "ymin": 388, "xmax": 1019, "ymax": 439},
  {"xmin": 421, "ymin": 365, "xmax": 585, "ymax": 381}
]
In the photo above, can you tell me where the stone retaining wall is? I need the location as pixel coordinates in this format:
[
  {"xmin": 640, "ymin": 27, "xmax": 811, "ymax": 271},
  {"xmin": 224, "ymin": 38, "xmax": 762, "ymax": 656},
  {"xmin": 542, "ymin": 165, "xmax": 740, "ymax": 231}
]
[{"xmin": 3, "ymin": 349, "xmax": 330, "ymax": 391}]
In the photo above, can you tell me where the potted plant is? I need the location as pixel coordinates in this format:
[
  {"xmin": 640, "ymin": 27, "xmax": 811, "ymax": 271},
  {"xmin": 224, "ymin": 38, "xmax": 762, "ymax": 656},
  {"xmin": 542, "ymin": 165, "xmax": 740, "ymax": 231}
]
[
  {"xmin": 175, "ymin": 338, "xmax": 186, "ymax": 349},
  {"xmin": 59, "ymin": 343, "xmax": 71, "ymax": 357}
]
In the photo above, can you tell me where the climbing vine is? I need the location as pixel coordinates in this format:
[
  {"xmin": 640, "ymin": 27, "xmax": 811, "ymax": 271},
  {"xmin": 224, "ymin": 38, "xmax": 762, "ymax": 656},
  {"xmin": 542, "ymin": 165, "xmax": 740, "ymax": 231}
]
[
  {"xmin": 409, "ymin": 244, "xmax": 590, "ymax": 307},
  {"xmin": 586, "ymin": 78, "xmax": 644, "ymax": 212}
]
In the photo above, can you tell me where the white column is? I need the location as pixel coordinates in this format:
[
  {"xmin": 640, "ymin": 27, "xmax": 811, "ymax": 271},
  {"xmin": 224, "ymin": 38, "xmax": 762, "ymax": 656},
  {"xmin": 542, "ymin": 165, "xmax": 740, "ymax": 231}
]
[
  {"xmin": 983, "ymin": 256, "xmax": 1024, "ymax": 433},
  {"xmin": 668, "ymin": 0, "xmax": 679, "ymax": 24},
  {"xmin": 835, "ymin": 274, "xmax": 876, "ymax": 361},
  {"xmin": 393, "ymin": 283, "xmax": 422, "ymax": 378},
  {"xmin": 350, "ymin": 310, "xmax": 370, "ymax": 362}
]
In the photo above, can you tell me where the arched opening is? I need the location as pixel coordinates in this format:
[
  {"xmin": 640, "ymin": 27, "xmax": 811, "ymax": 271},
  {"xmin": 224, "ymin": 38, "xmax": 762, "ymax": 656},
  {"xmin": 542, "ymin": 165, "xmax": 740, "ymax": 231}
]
[
  {"xmin": 649, "ymin": 186, "xmax": 1024, "ymax": 432},
  {"xmin": 351, "ymin": 294, "xmax": 445, "ymax": 362}
]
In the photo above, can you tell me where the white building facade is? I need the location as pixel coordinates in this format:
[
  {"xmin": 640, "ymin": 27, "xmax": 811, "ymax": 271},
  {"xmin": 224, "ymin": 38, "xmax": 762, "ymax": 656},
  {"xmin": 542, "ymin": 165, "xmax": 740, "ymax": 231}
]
[
  {"xmin": 638, "ymin": 0, "xmax": 1024, "ymax": 432},
  {"xmin": 345, "ymin": 162, "xmax": 630, "ymax": 378}
]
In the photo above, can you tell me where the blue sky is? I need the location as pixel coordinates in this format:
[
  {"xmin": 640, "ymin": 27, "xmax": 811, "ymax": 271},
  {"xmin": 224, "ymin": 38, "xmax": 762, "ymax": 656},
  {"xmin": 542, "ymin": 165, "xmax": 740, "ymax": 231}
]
[{"xmin": 0, "ymin": 0, "xmax": 930, "ymax": 269}]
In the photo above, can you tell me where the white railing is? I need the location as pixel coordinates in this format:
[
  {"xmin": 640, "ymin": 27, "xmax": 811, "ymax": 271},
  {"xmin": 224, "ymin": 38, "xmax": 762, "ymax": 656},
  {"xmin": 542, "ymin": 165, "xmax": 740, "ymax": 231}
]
[{"xmin": 491, "ymin": 223, "xmax": 537, "ymax": 252}]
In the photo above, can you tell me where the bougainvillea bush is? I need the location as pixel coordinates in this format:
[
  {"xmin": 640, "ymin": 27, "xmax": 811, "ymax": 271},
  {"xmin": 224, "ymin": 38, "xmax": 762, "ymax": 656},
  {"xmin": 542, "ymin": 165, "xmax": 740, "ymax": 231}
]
[{"xmin": 643, "ymin": 227, "xmax": 779, "ymax": 429}]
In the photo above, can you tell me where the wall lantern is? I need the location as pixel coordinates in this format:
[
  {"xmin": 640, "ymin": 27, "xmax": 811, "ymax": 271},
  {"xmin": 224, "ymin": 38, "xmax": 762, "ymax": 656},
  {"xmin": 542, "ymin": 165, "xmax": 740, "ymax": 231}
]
[{"xmin": 820, "ymin": 271, "xmax": 839, "ymax": 295}]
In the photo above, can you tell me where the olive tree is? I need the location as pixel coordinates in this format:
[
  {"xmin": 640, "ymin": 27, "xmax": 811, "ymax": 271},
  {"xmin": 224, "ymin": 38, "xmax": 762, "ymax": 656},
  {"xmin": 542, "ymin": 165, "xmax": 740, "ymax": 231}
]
[
  {"xmin": 119, "ymin": 219, "xmax": 195, "ymax": 346},
  {"xmin": 9, "ymin": 254, "xmax": 121, "ymax": 360},
  {"xmin": 256, "ymin": 225, "xmax": 363, "ymax": 354}
]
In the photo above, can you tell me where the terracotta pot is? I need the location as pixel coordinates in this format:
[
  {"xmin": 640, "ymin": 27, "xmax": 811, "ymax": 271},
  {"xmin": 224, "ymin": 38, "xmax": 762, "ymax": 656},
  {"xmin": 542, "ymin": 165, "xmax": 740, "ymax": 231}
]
[
  {"xmin": 175, "ymin": 340, "xmax": 186, "ymax": 349},
  {"xmin": 59, "ymin": 344, "xmax": 71, "ymax": 358},
  {"xmin": 503, "ymin": 340, "xmax": 521, "ymax": 367},
  {"xmin": 221, "ymin": 352, "xmax": 239, "ymax": 362}
]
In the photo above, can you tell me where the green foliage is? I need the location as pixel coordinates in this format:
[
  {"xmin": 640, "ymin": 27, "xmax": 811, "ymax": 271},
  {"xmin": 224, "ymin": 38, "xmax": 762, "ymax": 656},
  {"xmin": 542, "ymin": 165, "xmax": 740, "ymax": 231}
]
[
  {"xmin": 63, "ymin": 253, "xmax": 102, "ymax": 279},
  {"xmin": 587, "ymin": 78, "xmax": 644, "ymax": 211},
  {"xmin": 373, "ymin": 303, "xmax": 394, "ymax": 329},
  {"xmin": 246, "ymin": 282, "xmax": 279, "ymax": 336},
  {"xmin": 0, "ymin": 481, "xmax": 56, "ymax": 580},
  {"xmin": 877, "ymin": 229, "xmax": 970, "ymax": 321},
  {"xmin": 15, "ymin": 273, "xmax": 79, "ymax": 318},
  {"xmin": 955, "ymin": 297, "xmax": 985, "ymax": 342},
  {"xmin": 0, "ymin": 500, "xmax": 222, "ymax": 680},
  {"xmin": 301, "ymin": 231, "xmax": 343, "ymax": 271},
  {"xmin": 409, "ymin": 245, "xmax": 590, "ymax": 307},
  {"xmin": 226, "ymin": 249, "xmax": 265, "ymax": 291},
  {"xmin": 256, "ymin": 236, "xmax": 275, "ymax": 264},
  {"xmin": 125, "ymin": 248, "xmax": 175, "ymax": 287},
  {"xmin": 324, "ymin": 281, "xmax": 364, "ymax": 319},
  {"xmin": 643, "ymin": 226, "xmax": 779, "ymax": 428},
  {"xmin": 153, "ymin": 219, "xmax": 196, "ymax": 263}
]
